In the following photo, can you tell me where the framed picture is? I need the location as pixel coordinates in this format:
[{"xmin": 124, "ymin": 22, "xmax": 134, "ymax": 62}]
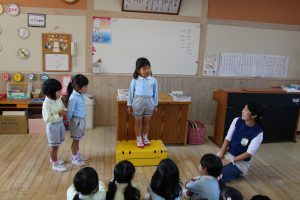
[
  {"xmin": 122, "ymin": 0, "xmax": 181, "ymax": 15},
  {"xmin": 28, "ymin": 13, "xmax": 46, "ymax": 27}
]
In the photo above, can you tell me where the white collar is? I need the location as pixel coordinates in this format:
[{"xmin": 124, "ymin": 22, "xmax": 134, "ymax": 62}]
[
  {"xmin": 138, "ymin": 76, "xmax": 152, "ymax": 80},
  {"xmin": 73, "ymin": 90, "xmax": 82, "ymax": 96},
  {"xmin": 45, "ymin": 96, "xmax": 59, "ymax": 103}
]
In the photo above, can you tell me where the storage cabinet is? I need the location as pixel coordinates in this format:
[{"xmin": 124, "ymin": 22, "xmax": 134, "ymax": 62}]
[{"xmin": 211, "ymin": 88, "xmax": 300, "ymax": 146}]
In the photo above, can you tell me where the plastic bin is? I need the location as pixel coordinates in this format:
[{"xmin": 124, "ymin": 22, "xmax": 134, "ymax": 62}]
[{"xmin": 84, "ymin": 94, "xmax": 94, "ymax": 129}]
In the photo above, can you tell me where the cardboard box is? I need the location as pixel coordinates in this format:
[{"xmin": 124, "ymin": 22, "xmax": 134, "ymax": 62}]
[
  {"xmin": 116, "ymin": 140, "xmax": 168, "ymax": 167},
  {"xmin": 28, "ymin": 118, "xmax": 46, "ymax": 134},
  {"xmin": 0, "ymin": 115, "xmax": 28, "ymax": 134}
]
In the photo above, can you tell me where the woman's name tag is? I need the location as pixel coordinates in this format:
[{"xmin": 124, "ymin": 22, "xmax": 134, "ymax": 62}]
[{"xmin": 241, "ymin": 138, "xmax": 249, "ymax": 146}]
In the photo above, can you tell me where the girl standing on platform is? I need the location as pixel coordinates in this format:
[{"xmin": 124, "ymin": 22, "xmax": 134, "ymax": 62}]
[
  {"xmin": 42, "ymin": 78, "xmax": 67, "ymax": 172},
  {"xmin": 106, "ymin": 160, "xmax": 140, "ymax": 200},
  {"xmin": 67, "ymin": 74, "xmax": 89, "ymax": 167},
  {"xmin": 127, "ymin": 57, "xmax": 158, "ymax": 148},
  {"xmin": 217, "ymin": 102, "xmax": 264, "ymax": 182}
]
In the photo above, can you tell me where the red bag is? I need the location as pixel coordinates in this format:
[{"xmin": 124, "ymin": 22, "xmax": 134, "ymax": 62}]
[{"xmin": 188, "ymin": 121, "xmax": 206, "ymax": 145}]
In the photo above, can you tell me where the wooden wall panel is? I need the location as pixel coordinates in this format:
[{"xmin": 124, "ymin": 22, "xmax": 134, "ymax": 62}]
[
  {"xmin": 1, "ymin": 0, "xmax": 87, "ymax": 9},
  {"xmin": 208, "ymin": 0, "xmax": 300, "ymax": 25},
  {"xmin": 1, "ymin": 73, "xmax": 299, "ymax": 126}
]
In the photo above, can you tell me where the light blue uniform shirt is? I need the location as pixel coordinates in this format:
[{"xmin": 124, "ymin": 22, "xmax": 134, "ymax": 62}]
[
  {"xmin": 67, "ymin": 90, "xmax": 86, "ymax": 119},
  {"xmin": 185, "ymin": 175, "xmax": 220, "ymax": 200},
  {"xmin": 127, "ymin": 76, "xmax": 158, "ymax": 106}
]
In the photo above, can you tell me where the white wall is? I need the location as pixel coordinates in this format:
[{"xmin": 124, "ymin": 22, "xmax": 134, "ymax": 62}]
[
  {"xmin": 0, "ymin": 14, "xmax": 86, "ymax": 72},
  {"xmin": 206, "ymin": 24, "xmax": 300, "ymax": 78},
  {"xmin": 93, "ymin": 0, "xmax": 202, "ymax": 17}
]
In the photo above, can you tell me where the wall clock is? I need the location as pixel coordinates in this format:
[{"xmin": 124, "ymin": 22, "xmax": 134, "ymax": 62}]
[
  {"xmin": 63, "ymin": 0, "xmax": 79, "ymax": 3},
  {"xmin": 17, "ymin": 48, "xmax": 30, "ymax": 59},
  {"xmin": 6, "ymin": 3, "xmax": 20, "ymax": 16},
  {"xmin": 18, "ymin": 27, "xmax": 30, "ymax": 39}
]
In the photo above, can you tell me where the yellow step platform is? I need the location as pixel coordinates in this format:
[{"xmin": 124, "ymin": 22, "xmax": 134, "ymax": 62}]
[{"xmin": 116, "ymin": 140, "xmax": 168, "ymax": 167}]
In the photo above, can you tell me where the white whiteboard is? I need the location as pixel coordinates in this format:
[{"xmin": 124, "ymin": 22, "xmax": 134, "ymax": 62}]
[{"xmin": 92, "ymin": 18, "xmax": 200, "ymax": 75}]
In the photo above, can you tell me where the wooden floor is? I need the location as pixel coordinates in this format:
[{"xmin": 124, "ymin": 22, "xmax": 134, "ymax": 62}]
[{"xmin": 0, "ymin": 126, "xmax": 299, "ymax": 200}]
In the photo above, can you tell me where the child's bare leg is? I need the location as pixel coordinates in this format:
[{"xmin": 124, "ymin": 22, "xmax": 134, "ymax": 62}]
[
  {"xmin": 71, "ymin": 139, "xmax": 79, "ymax": 156},
  {"xmin": 134, "ymin": 117, "xmax": 142, "ymax": 137},
  {"xmin": 50, "ymin": 146, "xmax": 58, "ymax": 162},
  {"xmin": 142, "ymin": 116, "xmax": 151, "ymax": 145},
  {"xmin": 135, "ymin": 117, "xmax": 144, "ymax": 147}
]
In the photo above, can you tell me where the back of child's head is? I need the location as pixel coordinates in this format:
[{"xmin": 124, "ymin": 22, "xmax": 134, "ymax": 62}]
[
  {"xmin": 42, "ymin": 78, "xmax": 62, "ymax": 100},
  {"xmin": 133, "ymin": 57, "xmax": 151, "ymax": 79},
  {"xmin": 67, "ymin": 74, "xmax": 89, "ymax": 101},
  {"xmin": 246, "ymin": 101, "xmax": 263, "ymax": 123},
  {"xmin": 219, "ymin": 186, "xmax": 243, "ymax": 200},
  {"xmin": 150, "ymin": 158, "xmax": 182, "ymax": 200},
  {"xmin": 106, "ymin": 160, "xmax": 140, "ymax": 200},
  {"xmin": 250, "ymin": 194, "xmax": 271, "ymax": 200},
  {"xmin": 200, "ymin": 153, "xmax": 223, "ymax": 178},
  {"xmin": 72, "ymin": 167, "xmax": 99, "ymax": 200}
]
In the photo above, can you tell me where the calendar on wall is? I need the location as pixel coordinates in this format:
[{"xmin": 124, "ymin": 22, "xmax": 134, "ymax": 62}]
[
  {"xmin": 122, "ymin": 0, "xmax": 182, "ymax": 15},
  {"xmin": 42, "ymin": 33, "xmax": 72, "ymax": 72}
]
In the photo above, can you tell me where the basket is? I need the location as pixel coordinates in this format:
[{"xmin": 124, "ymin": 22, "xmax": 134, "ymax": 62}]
[{"xmin": 188, "ymin": 120, "xmax": 206, "ymax": 145}]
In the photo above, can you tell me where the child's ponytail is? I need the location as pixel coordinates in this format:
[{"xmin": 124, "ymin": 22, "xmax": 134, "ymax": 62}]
[
  {"xmin": 66, "ymin": 82, "xmax": 73, "ymax": 103},
  {"xmin": 72, "ymin": 193, "xmax": 80, "ymax": 200},
  {"xmin": 106, "ymin": 179, "xmax": 117, "ymax": 200},
  {"xmin": 124, "ymin": 182, "xmax": 140, "ymax": 200}
]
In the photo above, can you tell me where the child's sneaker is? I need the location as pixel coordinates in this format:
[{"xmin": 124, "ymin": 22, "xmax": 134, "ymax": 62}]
[
  {"xmin": 143, "ymin": 134, "xmax": 151, "ymax": 145},
  {"xmin": 137, "ymin": 136, "xmax": 144, "ymax": 148},
  {"xmin": 52, "ymin": 163, "xmax": 67, "ymax": 172},
  {"xmin": 50, "ymin": 158, "xmax": 64, "ymax": 165},
  {"xmin": 72, "ymin": 156, "xmax": 86, "ymax": 166},
  {"xmin": 77, "ymin": 152, "xmax": 89, "ymax": 161}
]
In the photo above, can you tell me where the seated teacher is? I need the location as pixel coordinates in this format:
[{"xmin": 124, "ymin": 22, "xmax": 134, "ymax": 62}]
[{"xmin": 217, "ymin": 102, "xmax": 263, "ymax": 182}]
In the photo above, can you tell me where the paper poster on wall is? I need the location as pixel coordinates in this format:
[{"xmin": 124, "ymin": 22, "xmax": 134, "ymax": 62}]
[
  {"xmin": 93, "ymin": 17, "xmax": 111, "ymax": 44},
  {"xmin": 45, "ymin": 54, "xmax": 69, "ymax": 71},
  {"xmin": 203, "ymin": 54, "xmax": 217, "ymax": 76},
  {"xmin": 219, "ymin": 53, "xmax": 289, "ymax": 78}
]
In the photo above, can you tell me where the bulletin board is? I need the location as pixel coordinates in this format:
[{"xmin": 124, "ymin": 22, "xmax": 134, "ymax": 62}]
[
  {"xmin": 42, "ymin": 33, "xmax": 72, "ymax": 72},
  {"xmin": 92, "ymin": 17, "xmax": 201, "ymax": 75}
]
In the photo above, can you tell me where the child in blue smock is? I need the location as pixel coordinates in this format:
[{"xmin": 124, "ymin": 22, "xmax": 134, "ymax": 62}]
[{"xmin": 127, "ymin": 57, "xmax": 158, "ymax": 148}]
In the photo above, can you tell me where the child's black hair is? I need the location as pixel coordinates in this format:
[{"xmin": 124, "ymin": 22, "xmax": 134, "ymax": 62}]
[
  {"xmin": 219, "ymin": 186, "xmax": 243, "ymax": 200},
  {"xmin": 42, "ymin": 78, "xmax": 62, "ymax": 100},
  {"xmin": 106, "ymin": 160, "xmax": 140, "ymax": 200},
  {"xmin": 66, "ymin": 74, "xmax": 89, "ymax": 102},
  {"xmin": 200, "ymin": 153, "xmax": 223, "ymax": 178},
  {"xmin": 150, "ymin": 158, "xmax": 182, "ymax": 200},
  {"xmin": 133, "ymin": 57, "xmax": 151, "ymax": 79},
  {"xmin": 72, "ymin": 167, "xmax": 99, "ymax": 200},
  {"xmin": 250, "ymin": 194, "xmax": 271, "ymax": 200}
]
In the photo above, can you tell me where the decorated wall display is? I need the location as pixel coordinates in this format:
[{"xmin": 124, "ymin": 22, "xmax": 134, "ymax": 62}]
[
  {"xmin": 28, "ymin": 73, "xmax": 37, "ymax": 81},
  {"xmin": 40, "ymin": 73, "xmax": 49, "ymax": 81},
  {"xmin": 42, "ymin": 33, "xmax": 71, "ymax": 71},
  {"xmin": 6, "ymin": 3, "xmax": 20, "ymax": 16},
  {"xmin": 13, "ymin": 72, "xmax": 23, "ymax": 82},
  {"xmin": 2, "ymin": 73, "xmax": 10, "ymax": 81}
]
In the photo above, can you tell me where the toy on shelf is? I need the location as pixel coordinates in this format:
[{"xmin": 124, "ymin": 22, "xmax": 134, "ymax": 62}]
[{"xmin": 6, "ymin": 82, "xmax": 32, "ymax": 100}]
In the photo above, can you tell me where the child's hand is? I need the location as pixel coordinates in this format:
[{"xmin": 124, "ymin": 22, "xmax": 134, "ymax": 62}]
[
  {"xmin": 127, "ymin": 106, "xmax": 132, "ymax": 114},
  {"xmin": 154, "ymin": 106, "xmax": 158, "ymax": 113},
  {"xmin": 58, "ymin": 109, "xmax": 67, "ymax": 117}
]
